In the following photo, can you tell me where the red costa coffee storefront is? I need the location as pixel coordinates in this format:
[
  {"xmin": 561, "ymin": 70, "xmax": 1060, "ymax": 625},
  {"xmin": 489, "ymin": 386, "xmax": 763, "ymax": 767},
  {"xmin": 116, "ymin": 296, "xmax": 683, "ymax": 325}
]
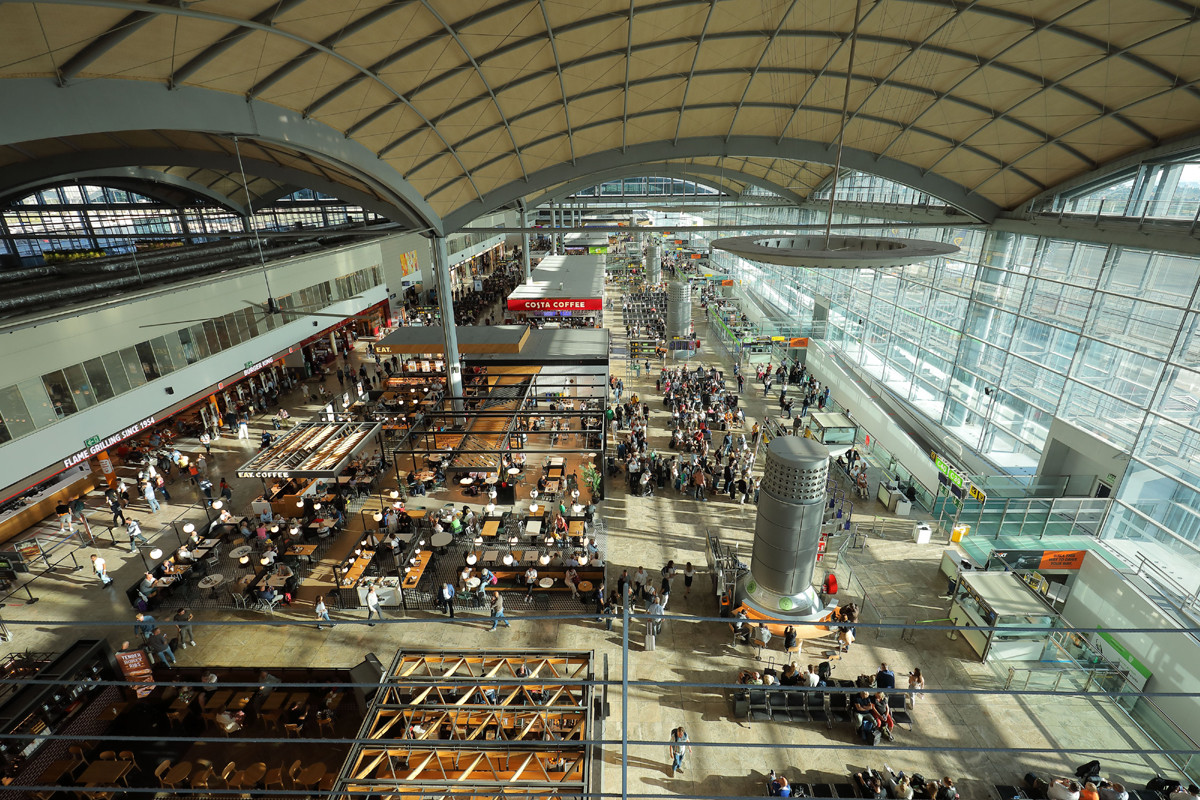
[{"xmin": 504, "ymin": 255, "xmax": 605, "ymax": 327}]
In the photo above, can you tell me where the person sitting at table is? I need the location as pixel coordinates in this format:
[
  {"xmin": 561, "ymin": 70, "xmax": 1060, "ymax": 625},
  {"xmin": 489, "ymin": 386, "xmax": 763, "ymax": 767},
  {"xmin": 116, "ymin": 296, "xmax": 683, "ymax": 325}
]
[
  {"xmin": 553, "ymin": 514, "xmax": 568, "ymax": 537},
  {"xmin": 537, "ymin": 475, "xmax": 548, "ymax": 493},
  {"xmin": 215, "ymin": 709, "xmax": 244, "ymax": 733},
  {"xmin": 262, "ymin": 545, "xmax": 278, "ymax": 567},
  {"xmin": 449, "ymin": 515, "xmax": 463, "ymax": 535},
  {"xmin": 284, "ymin": 700, "xmax": 308, "ymax": 727},
  {"xmin": 258, "ymin": 585, "xmax": 278, "ymax": 605},
  {"xmin": 564, "ymin": 567, "xmax": 580, "ymax": 598},
  {"xmin": 523, "ymin": 566, "xmax": 538, "ymax": 601},
  {"xmin": 139, "ymin": 572, "xmax": 158, "ymax": 594}
]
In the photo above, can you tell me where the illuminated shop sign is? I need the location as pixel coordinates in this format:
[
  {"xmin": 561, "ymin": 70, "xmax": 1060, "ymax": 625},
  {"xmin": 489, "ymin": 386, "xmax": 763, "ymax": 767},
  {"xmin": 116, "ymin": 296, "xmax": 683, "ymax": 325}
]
[{"xmin": 64, "ymin": 416, "xmax": 157, "ymax": 468}]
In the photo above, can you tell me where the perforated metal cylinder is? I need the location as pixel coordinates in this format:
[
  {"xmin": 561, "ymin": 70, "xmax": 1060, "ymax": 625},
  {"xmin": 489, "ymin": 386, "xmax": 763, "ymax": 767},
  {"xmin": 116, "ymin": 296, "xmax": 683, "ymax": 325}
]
[
  {"xmin": 646, "ymin": 242, "xmax": 661, "ymax": 283},
  {"xmin": 750, "ymin": 436, "xmax": 830, "ymax": 597},
  {"xmin": 667, "ymin": 280, "xmax": 691, "ymax": 337}
]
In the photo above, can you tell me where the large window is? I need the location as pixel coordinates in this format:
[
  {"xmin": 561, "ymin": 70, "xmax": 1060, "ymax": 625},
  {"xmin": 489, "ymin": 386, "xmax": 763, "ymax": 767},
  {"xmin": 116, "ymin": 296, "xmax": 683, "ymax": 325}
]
[{"xmin": 0, "ymin": 266, "xmax": 382, "ymax": 444}]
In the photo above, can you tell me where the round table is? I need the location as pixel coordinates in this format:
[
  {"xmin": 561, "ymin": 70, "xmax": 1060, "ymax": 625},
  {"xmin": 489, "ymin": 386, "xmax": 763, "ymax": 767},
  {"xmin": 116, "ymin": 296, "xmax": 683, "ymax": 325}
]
[
  {"xmin": 296, "ymin": 763, "xmax": 327, "ymax": 789},
  {"xmin": 228, "ymin": 545, "xmax": 253, "ymax": 560},
  {"xmin": 538, "ymin": 577, "xmax": 555, "ymax": 588},
  {"xmin": 164, "ymin": 761, "xmax": 192, "ymax": 786},
  {"xmin": 507, "ymin": 467, "xmax": 521, "ymax": 475},
  {"xmin": 484, "ymin": 476, "xmax": 498, "ymax": 484},
  {"xmin": 467, "ymin": 577, "xmax": 481, "ymax": 589},
  {"xmin": 430, "ymin": 531, "xmax": 453, "ymax": 548},
  {"xmin": 416, "ymin": 472, "xmax": 435, "ymax": 482},
  {"xmin": 572, "ymin": 504, "xmax": 584, "ymax": 514},
  {"xmin": 241, "ymin": 762, "xmax": 267, "ymax": 787},
  {"xmin": 198, "ymin": 574, "xmax": 225, "ymax": 590},
  {"xmin": 578, "ymin": 580, "xmax": 594, "ymax": 594},
  {"xmin": 459, "ymin": 477, "xmax": 474, "ymax": 485}
]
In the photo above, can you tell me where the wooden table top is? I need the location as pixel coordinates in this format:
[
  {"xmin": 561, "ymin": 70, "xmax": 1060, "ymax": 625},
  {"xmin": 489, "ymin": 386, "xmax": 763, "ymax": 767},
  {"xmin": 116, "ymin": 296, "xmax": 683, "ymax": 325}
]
[
  {"xmin": 77, "ymin": 760, "xmax": 134, "ymax": 786},
  {"xmin": 297, "ymin": 762, "xmax": 327, "ymax": 786},
  {"xmin": 287, "ymin": 544, "xmax": 318, "ymax": 556},
  {"xmin": 401, "ymin": 550, "xmax": 433, "ymax": 589},
  {"xmin": 341, "ymin": 550, "xmax": 377, "ymax": 587},
  {"xmin": 204, "ymin": 689, "xmax": 233, "ymax": 709},
  {"xmin": 568, "ymin": 521, "xmax": 585, "ymax": 537},
  {"xmin": 481, "ymin": 520, "xmax": 501, "ymax": 538}
]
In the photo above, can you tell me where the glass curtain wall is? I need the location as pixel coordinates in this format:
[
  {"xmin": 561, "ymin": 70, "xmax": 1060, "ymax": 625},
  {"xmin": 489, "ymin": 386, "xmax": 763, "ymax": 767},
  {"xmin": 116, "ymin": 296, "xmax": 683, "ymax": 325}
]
[{"xmin": 703, "ymin": 184, "xmax": 1200, "ymax": 572}]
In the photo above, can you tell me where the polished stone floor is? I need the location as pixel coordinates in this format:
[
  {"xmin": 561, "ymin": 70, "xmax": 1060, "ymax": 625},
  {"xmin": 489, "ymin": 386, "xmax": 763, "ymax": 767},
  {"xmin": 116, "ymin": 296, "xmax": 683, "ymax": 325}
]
[{"xmin": 0, "ymin": 281, "xmax": 1177, "ymax": 798}]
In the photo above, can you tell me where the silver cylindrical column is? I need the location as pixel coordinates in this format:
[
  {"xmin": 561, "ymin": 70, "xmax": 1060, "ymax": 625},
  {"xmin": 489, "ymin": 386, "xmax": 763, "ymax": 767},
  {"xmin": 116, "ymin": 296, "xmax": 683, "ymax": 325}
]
[
  {"xmin": 737, "ymin": 436, "xmax": 830, "ymax": 618},
  {"xmin": 647, "ymin": 241, "xmax": 661, "ymax": 283},
  {"xmin": 667, "ymin": 280, "xmax": 691, "ymax": 338},
  {"xmin": 751, "ymin": 436, "xmax": 829, "ymax": 596}
]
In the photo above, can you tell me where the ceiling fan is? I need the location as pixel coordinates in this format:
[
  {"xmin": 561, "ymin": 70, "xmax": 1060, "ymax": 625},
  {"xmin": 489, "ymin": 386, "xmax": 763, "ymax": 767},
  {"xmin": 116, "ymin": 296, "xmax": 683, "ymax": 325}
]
[{"xmin": 138, "ymin": 296, "xmax": 372, "ymax": 329}]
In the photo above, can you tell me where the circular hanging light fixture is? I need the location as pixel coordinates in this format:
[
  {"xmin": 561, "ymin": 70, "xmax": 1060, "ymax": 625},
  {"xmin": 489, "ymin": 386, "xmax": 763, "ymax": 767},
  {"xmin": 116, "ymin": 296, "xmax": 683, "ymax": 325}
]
[
  {"xmin": 539, "ymin": 553, "xmax": 551, "ymax": 566},
  {"xmin": 183, "ymin": 523, "xmax": 195, "ymax": 534},
  {"xmin": 212, "ymin": 500, "xmax": 223, "ymax": 510},
  {"xmin": 710, "ymin": 234, "xmax": 958, "ymax": 270},
  {"xmin": 502, "ymin": 554, "xmax": 513, "ymax": 566},
  {"xmin": 466, "ymin": 553, "xmax": 478, "ymax": 565}
]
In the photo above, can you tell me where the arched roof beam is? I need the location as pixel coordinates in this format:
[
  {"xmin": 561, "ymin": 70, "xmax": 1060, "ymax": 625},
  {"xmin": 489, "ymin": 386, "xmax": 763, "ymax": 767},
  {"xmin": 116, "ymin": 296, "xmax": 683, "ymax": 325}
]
[
  {"xmin": 0, "ymin": 78, "xmax": 441, "ymax": 233},
  {"xmin": 672, "ymin": 0, "xmax": 718, "ymax": 147},
  {"xmin": 55, "ymin": 0, "xmax": 173, "ymax": 84},
  {"xmin": 0, "ymin": 148, "xmax": 406, "ymax": 225},
  {"xmin": 536, "ymin": 0, "xmax": 575, "ymax": 165},
  {"xmin": 416, "ymin": 0, "xmax": 528, "ymax": 183},
  {"xmin": 168, "ymin": 0, "xmax": 313, "ymax": 87},
  {"xmin": 429, "ymin": 100, "xmax": 1041, "ymax": 209},
  {"xmin": 724, "ymin": 0, "xmax": 799, "ymax": 141},
  {"xmin": 0, "ymin": 166, "xmax": 251, "ymax": 215},
  {"xmin": 378, "ymin": 35, "xmax": 1106, "ymax": 168},
  {"xmin": 18, "ymin": 0, "xmax": 477, "ymax": 209},
  {"xmin": 528, "ymin": 165, "xmax": 794, "ymax": 207},
  {"xmin": 442, "ymin": 136, "xmax": 1003, "ymax": 232},
  {"xmin": 246, "ymin": 0, "xmax": 410, "ymax": 98}
]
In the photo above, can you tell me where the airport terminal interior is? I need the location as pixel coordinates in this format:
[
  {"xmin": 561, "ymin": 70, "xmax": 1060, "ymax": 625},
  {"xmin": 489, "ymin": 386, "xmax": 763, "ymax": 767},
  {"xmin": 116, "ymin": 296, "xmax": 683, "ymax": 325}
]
[{"xmin": 0, "ymin": 1, "xmax": 1198, "ymax": 798}]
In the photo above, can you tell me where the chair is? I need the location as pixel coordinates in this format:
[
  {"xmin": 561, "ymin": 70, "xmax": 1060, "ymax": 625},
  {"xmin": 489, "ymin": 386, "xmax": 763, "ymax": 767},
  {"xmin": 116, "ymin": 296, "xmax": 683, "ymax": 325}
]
[
  {"xmin": 318, "ymin": 715, "xmax": 335, "ymax": 738},
  {"xmin": 118, "ymin": 751, "xmax": 137, "ymax": 770},
  {"xmin": 205, "ymin": 554, "xmax": 219, "ymax": 572},
  {"xmin": 747, "ymin": 689, "xmax": 771, "ymax": 721},
  {"xmin": 219, "ymin": 762, "xmax": 238, "ymax": 787},
  {"xmin": 786, "ymin": 691, "xmax": 810, "ymax": 723},
  {"xmin": 190, "ymin": 765, "xmax": 213, "ymax": 790},
  {"xmin": 263, "ymin": 761, "xmax": 286, "ymax": 790},
  {"xmin": 888, "ymin": 693, "xmax": 913, "ymax": 728},
  {"xmin": 68, "ymin": 745, "xmax": 89, "ymax": 775},
  {"xmin": 98, "ymin": 750, "xmax": 117, "ymax": 760},
  {"xmin": 230, "ymin": 592, "xmax": 247, "ymax": 610},
  {"xmin": 767, "ymin": 691, "xmax": 789, "ymax": 721},
  {"xmin": 284, "ymin": 722, "xmax": 303, "ymax": 738},
  {"xmin": 288, "ymin": 759, "xmax": 304, "ymax": 786},
  {"xmin": 154, "ymin": 760, "xmax": 172, "ymax": 788}
]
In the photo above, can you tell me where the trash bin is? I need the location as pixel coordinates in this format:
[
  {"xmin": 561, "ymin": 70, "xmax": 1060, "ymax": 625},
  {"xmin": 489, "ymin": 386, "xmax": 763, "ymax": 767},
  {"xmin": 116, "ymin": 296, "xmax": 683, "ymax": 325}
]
[{"xmin": 950, "ymin": 524, "xmax": 970, "ymax": 542}]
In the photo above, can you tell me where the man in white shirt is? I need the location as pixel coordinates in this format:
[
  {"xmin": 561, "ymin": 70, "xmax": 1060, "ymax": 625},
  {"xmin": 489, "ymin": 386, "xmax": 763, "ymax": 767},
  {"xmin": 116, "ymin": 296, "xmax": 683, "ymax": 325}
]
[
  {"xmin": 90, "ymin": 554, "xmax": 113, "ymax": 587},
  {"xmin": 524, "ymin": 567, "xmax": 538, "ymax": 602},
  {"xmin": 127, "ymin": 518, "xmax": 149, "ymax": 552},
  {"xmin": 1169, "ymin": 786, "xmax": 1200, "ymax": 800},
  {"xmin": 632, "ymin": 566, "xmax": 648, "ymax": 602}
]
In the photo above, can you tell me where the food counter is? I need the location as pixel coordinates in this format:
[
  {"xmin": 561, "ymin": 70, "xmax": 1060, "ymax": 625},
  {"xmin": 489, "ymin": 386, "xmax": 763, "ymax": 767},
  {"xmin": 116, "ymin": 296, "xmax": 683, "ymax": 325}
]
[{"xmin": 949, "ymin": 571, "xmax": 1055, "ymax": 661}]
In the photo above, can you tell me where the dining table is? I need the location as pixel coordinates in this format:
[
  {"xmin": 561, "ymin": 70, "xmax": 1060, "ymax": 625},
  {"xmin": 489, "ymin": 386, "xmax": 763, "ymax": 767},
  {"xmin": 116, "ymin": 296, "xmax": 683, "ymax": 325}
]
[
  {"xmin": 296, "ymin": 762, "xmax": 327, "ymax": 789},
  {"xmin": 77, "ymin": 759, "xmax": 134, "ymax": 787},
  {"xmin": 163, "ymin": 761, "xmax": 192, "ymax": 787}
]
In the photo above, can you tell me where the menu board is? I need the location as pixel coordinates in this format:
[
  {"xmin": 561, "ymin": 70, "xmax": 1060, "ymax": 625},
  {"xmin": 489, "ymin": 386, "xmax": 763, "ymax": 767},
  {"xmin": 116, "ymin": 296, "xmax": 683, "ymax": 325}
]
[{"xmin": 115, "ymin": 648, "xmax": 155, "ymax": 698}]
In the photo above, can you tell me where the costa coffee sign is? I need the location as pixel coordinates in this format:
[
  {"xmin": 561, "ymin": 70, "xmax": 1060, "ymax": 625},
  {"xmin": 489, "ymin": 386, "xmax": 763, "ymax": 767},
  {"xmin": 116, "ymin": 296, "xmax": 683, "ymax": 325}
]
[{"xmin": 507, "ymin": 298, "xmax": 602, "ymax": 311}]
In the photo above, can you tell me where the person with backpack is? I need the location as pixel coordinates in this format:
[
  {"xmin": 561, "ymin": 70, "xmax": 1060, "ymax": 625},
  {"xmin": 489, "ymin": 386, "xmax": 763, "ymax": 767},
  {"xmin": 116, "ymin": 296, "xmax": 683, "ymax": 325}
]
[
  {"xmin": 668, "ymin": 726, "xmax": 691, "ymax": 776},
  {"xmin": 441, "ymin": 582, "xmax": 456, "ymax": 618}
]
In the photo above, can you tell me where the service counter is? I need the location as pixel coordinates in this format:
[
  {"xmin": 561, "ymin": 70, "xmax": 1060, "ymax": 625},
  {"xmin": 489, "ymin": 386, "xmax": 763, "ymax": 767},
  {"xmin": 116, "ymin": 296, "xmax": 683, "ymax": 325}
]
[{"xmin": 0, "ymin": 468, "xmax": 96, "ymax": 547}]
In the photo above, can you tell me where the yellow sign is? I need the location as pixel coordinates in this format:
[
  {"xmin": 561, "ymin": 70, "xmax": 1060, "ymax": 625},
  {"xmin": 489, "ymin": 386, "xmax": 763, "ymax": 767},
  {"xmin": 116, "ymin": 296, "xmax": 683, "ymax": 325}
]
[{"xmin": 399, "ymin": 250, "xmax": 419, "ymax": 277}]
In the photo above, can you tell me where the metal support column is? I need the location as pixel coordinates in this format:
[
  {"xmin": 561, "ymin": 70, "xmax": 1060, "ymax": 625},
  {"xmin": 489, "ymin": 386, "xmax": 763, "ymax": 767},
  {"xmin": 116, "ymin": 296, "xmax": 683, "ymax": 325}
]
[
  {"xmin": 522, "ymin": 211, "xmax": 533, "ymax": 284},
  {"xmin": 431, "ymin": 236, "xmax": 465, "ymax": 414}
]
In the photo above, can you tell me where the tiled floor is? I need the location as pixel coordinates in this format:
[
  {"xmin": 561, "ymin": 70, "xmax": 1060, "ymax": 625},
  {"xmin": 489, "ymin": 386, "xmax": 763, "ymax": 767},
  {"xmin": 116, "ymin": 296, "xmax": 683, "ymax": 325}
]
[{"xmin": 0, "ymin": 283, "xmax": 1178, "ymax": 798}]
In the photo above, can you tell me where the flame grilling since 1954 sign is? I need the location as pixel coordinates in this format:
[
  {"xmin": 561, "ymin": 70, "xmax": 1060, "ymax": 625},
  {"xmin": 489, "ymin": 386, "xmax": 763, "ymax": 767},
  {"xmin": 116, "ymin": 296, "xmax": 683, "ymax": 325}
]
[{"xmin": 64, "ymin": 416, "xmax": 157, "ymax": 469}]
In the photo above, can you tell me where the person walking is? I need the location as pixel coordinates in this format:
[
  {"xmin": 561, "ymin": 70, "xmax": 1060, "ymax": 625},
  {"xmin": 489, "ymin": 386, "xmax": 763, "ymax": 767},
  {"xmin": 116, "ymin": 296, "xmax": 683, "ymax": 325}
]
[
  {"xmin": 90, "ymin": 554, "xmax": 113, "ymax": 587},
  {"xmin": 56, "ymin": 500, "xmax": 74, "ymax": 534},
  {"xmin": 110, "ymin": 496, "xmax": 126, "ymax": 527},
  {"xmin": 488, "ymin": 592, "xmax": 510, "ymax": 631},
  {"xmin": 441, "ymin": 582, "xmax": 456, "ymax": 618},
  {"xmin": 173, "ymin": 607, "xmax": 197, "ymax": 649},
  {"xmin": 682, "ymin": 562, "xmax": 695, "ymax": 598},
  {"xmin": 237, "ymin": 417, "xmax": 249, "ymax": 440},
  {"xmin": 142, "ymin": 480, "xmax": 160, "ymax": 513},
  {"xmin": 126, "ymin": 518, "xmax": 149, "ymax": 552},
  {"xmin": 315, "ymin": 594, "xmax": 331, "ymax": 630},
  {"xmin": 146, "ymin": 627, "xmax": 176, "ymax": 667},
  {"xmin": 219, "ymin": 478, "xmax": 233, "ymax": 504},
  {"xmin": 199, "ymin": 431, "xmax": 212, "ymax": 454},
  {"xmin": 365, "ymin": 585, "xmax": 383, "ymax": 626},
  {"xmin": 668, "ymin": 726, "xmax": 692, "ymax": 776}
]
